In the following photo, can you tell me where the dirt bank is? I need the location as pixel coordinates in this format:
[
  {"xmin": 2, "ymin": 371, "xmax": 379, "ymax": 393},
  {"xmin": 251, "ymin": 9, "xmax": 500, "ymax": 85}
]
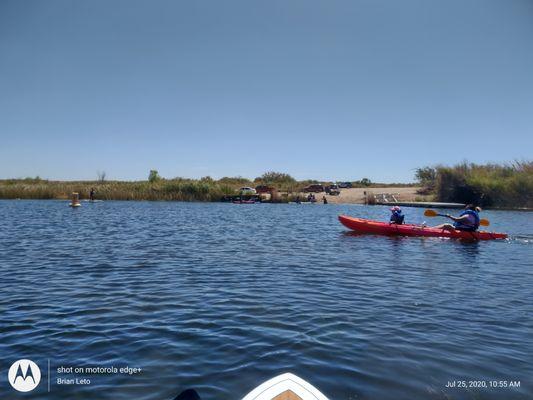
[{"xmin": 316, "ymin": 187, "xmax": 427, "ymax": 204}]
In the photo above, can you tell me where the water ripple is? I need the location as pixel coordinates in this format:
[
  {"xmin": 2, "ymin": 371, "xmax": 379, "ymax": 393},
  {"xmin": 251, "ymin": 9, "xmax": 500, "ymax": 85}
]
[{"xmin": 0, "ymin": 200, "xmax": 531, "ymax": 399}]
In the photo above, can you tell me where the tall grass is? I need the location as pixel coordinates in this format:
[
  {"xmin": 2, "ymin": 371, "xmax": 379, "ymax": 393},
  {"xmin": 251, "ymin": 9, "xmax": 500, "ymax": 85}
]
[
  {"xmin": 0, "ymin": 179, "xmax": 236, "ymax": 202},
  {"xmin": 416, "ymin": 161, "xmax": 533, "ymax": 208}
]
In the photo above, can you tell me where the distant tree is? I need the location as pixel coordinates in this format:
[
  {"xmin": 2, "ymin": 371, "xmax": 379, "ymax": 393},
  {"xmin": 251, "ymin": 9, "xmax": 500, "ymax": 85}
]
[
  {"xmin": 24, "ymin": 176, "xmax": 42, "ymax": 182},
  {"xmin": 97, "ymin": 170, "xmax": 106, "ymax": 182},
  {"xmin": 148, "ymin": 169, "xmax": 161, "ymax": 183},
  {"xmin": 217, "ymin": 176, "xmax": 253, "ymax": 186},
  {"xmin": 255, "ymin": 171, "xmax": 296, "ymax": 185},
  {"xmin": 200, "ymin": 176, "xmax": 214, "ymax": 183},
  {"xmin": 359, "ymin": 178, "xmax": 372, "ymax": 187},
  {"xmin": 414, "ymin": 167, "xmax": 437, "ymax": 189}
]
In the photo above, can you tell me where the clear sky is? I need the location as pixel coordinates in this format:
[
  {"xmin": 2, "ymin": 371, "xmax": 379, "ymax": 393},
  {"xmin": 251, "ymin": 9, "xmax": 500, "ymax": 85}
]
[{"xmin": 1, "ymin": 0, "xmax": 532, "ymax": 182}]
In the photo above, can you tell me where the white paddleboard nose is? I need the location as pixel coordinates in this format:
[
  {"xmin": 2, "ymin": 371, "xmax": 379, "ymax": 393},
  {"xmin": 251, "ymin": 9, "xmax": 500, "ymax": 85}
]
[{"xmin": 241, "ymin": 373, "xmax": 329, "ymax": 400}]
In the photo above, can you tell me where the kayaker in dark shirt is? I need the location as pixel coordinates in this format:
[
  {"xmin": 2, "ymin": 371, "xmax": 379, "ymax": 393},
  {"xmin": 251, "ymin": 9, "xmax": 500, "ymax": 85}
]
[
  {"xmin": 389, "ymin": 206, "xmax": 405, "ymax": 224},
  {"xmin": 323, "ymin": 196, "xmax": 328, "ymax": 204},
  {"xmin": 433, "ymin": 204, "xmax": 481, "ymax": 231},
  {"xmin": 89, "ymin": 188, "xmax": 95, "ymax": 201}
]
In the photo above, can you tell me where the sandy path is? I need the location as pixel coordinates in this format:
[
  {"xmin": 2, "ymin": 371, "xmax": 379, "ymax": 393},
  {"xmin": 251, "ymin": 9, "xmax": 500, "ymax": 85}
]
[{"xmin": 317, "ymin": 187, "xmax": 425, "ymax": 204}]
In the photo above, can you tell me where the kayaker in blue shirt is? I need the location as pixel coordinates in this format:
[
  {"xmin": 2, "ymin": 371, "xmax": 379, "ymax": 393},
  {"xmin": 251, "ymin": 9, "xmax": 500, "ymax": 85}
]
[
  {"xmin": 434, "ymin": 204, "xmax": 481, "ymax": 231},
  {"xmin": 389, "ymin": 206, "xmax": 405, "ymax": 224}
]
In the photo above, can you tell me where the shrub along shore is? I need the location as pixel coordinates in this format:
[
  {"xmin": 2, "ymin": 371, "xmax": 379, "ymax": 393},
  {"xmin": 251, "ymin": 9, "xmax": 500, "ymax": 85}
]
[
  {"xmin": 0, "ymin": 179, "xmax": 230, "ymax": 202},
  {"xmin": 1, "ymin": 162, "xmax": 531, "ymax": 209},
  {"xmin": 415, "ymin": 161, "xmax": 532, "ymax": 209}
]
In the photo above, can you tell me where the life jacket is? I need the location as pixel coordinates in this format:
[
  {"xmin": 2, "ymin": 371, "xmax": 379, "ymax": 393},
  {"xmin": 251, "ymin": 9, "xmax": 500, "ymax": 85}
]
[
  {"xmin": 454, "ymin": 210, "xmax": 480, "ymax": 231},
  {"xmin": 390, "ymin": 211, "xmax": 405, "ymax": 225}
]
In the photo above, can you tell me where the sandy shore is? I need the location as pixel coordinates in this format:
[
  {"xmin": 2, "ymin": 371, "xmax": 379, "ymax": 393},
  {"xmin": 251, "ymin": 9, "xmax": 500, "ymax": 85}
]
[{"xmin": 313, "ymin": 186, "xmax": 426, "ymax": 204}]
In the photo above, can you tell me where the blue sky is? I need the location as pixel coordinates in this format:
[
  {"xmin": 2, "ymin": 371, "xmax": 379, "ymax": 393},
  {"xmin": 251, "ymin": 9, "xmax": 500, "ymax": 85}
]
[{"xmin": 1, "ymin": 0, "xmax": 532, "ymax": 182}]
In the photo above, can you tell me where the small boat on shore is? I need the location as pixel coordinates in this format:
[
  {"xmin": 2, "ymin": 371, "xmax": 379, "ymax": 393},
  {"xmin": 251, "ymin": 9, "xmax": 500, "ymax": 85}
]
[
  {"xmin": 339, "ymin": 215, "xmax": 508, "ymax": 240},
  {"xmin": 242, "ymin": 373, "xmax": 328, "ymax": 400}
]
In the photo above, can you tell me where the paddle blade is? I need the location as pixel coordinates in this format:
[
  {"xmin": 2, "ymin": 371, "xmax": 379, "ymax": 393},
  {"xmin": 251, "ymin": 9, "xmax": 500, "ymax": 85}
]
[
  {"xmin": 424, "ymin": 209, "xmax": 439, "ymax": 217},
  {"xmin": 479, "ymin": 219, "xmax": 490, "ymax": 227}
]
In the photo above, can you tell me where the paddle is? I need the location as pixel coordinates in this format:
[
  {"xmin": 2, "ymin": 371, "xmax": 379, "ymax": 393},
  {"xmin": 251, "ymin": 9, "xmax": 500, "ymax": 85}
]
[{"xmin": 424, "ymin": 209, "xmax": 490, "ymax": 226}]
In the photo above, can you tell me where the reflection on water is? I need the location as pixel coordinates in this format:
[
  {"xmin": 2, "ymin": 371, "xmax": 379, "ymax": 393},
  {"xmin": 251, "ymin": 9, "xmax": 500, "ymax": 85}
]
[
  {"xmin": 0, "ymin": 201, "xmax": 531, "ymax": 400},
  {"xmin": 457, "ymin": 240, "xmax": 481, "ymax": 262}
]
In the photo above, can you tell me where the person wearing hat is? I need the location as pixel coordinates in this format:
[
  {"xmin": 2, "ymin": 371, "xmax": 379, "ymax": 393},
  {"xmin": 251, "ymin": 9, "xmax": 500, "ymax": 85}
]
[{"xmin": 389, "ymin": 206, "xmax": 405, "ymax": 225}]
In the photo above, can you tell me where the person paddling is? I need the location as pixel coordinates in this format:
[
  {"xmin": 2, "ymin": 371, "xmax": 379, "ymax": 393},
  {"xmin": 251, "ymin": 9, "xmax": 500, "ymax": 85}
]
[
  {"xmin": 89, "ymin": 187, "xmax": 95, "ymax": 201},
  {"xmin": 433, "ymin": 204, "xmax": 481, "ymax": 232},
  {"xmin": 389, "ymin": 206, "xmax": 405, "ymax": 224}
]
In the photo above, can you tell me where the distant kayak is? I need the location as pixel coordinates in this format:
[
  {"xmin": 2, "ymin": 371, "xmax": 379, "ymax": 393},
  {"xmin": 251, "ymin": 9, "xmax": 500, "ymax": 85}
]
[
  {"xmin": 339, "ymin": 215, "xmax": 508, "ymax": 240},
  {"xmin": 233, "ymin": 200, "xmax": 256, "ymax": 204},
  {"xmin": 242, "ymin": 373, "xmax": 328, "ymax": 400}
]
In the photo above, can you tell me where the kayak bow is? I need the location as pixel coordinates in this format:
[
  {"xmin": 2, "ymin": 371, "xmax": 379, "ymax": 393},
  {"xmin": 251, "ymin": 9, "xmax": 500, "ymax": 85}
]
[
  {"xmin": 242, "ymin": 373, "xmax": 328, "ymax": 400},
  {"xmin": 338, "ymin": 215, "xmax": 508, "ymax": 240}
]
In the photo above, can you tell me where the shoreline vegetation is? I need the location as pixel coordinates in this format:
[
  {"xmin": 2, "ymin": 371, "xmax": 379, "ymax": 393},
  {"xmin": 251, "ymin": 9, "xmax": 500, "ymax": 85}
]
[
  {"xmin": 415, "ymin": 161, "xmax": 532, "ymax": 209},
  {"xmin": 0, "ymin": 174, "xmax": 418, "ymax": 203},
  {"xmin": 1, "ymin": 162, "xmax": 531, "ymax": 209}
]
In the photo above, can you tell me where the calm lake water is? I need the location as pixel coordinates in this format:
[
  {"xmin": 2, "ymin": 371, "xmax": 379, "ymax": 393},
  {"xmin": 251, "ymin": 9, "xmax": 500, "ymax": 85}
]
[{"xmin": 1, "ymin": 200, "xmax": 532, "ymax": 400}]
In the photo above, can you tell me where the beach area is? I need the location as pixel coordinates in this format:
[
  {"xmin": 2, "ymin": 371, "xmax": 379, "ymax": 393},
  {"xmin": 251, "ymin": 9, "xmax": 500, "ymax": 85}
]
[{"xmin": 317, "ymin": 186, "xmax": 425, "ymax": 204}]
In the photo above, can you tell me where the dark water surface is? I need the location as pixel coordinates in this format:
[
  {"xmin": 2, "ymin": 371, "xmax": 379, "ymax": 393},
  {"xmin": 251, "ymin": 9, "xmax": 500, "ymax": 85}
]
[{"xmin": 1, "ymin": 200, "xmax": 532, "ymax": 400}]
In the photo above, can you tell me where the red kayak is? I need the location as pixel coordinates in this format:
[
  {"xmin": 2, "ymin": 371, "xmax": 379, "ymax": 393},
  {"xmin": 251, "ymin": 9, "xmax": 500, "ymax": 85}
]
[{"xmin": 339, "ymin": 215, "xmax": 508, "ymax": 240}]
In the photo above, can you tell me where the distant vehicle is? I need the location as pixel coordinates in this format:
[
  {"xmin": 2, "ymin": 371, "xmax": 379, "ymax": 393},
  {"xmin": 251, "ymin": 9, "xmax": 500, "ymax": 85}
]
[
  {"xmin": 303, "ymin": 184, "xmax": 325, "ymax": 193},
  {"xmin": 239, "ymin": 187, "xmax": 257, "ymax": 195},
  {"xmin": 255, "ymin": 185, "xmax": 274, "ymax": 194},
  {"xmin": 337, "ymin": 182, "xmax": 352, "ymax": 188},
  {"xmin": 325, "ymin": 184, "xmax": 341, "ymax": 195}
]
